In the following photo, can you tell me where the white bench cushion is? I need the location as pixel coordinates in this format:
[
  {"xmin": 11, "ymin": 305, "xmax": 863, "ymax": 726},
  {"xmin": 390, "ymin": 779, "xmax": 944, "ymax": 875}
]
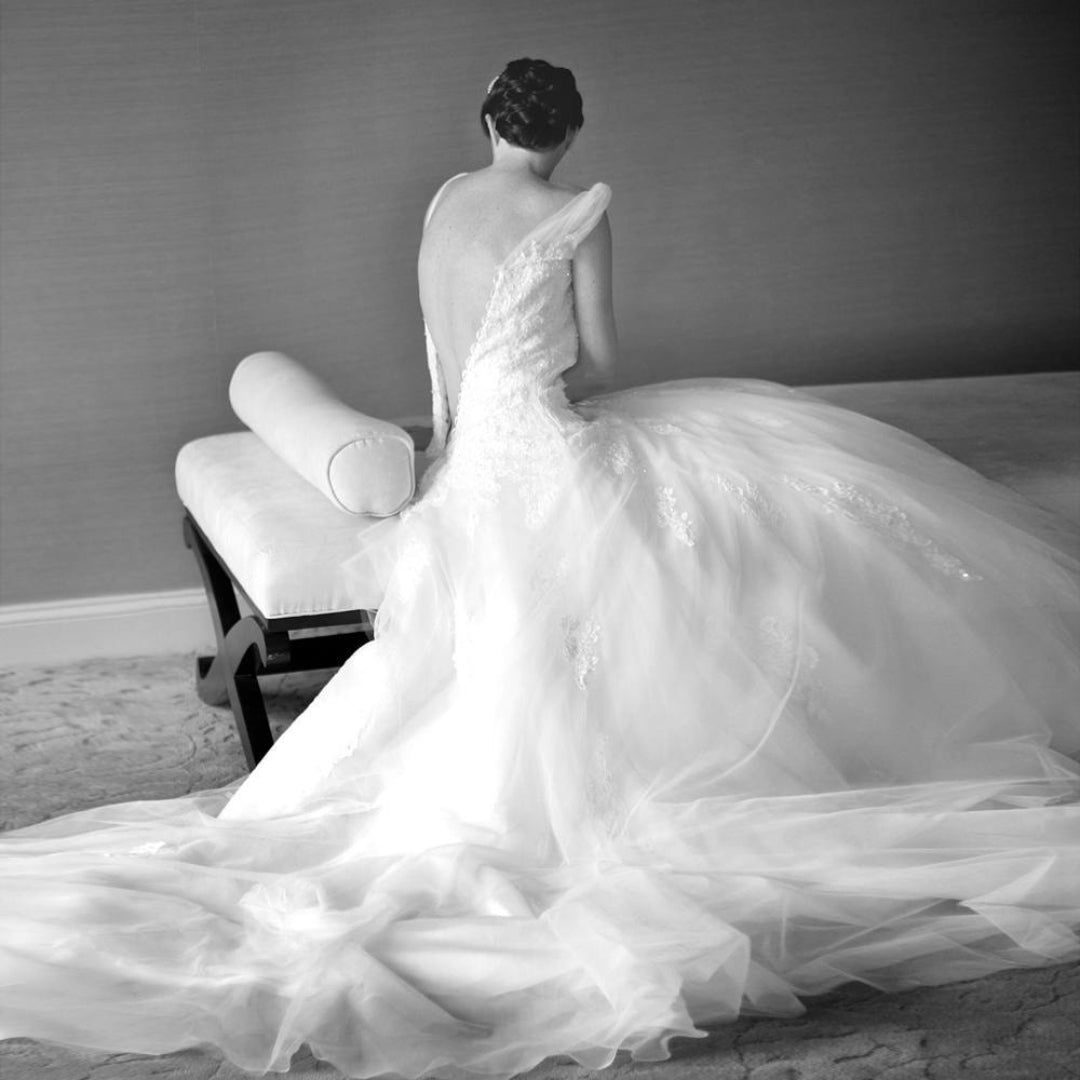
[{"xmin": 176, "ymin": 432, "xmax": 414, "ymax": 618}]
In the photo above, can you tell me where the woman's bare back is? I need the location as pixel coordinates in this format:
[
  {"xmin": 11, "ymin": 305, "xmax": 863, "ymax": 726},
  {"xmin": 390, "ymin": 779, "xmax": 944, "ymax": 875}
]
[{"xmin": 418, "ymin": 172, "xmax": 583, "ymax": 418}]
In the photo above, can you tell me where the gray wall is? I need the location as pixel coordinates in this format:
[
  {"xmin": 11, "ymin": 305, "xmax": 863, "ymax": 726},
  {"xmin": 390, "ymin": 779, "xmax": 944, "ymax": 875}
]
[{"xmin": 1, "ymin": 0, "xmax": 1076, "ymax": 605}]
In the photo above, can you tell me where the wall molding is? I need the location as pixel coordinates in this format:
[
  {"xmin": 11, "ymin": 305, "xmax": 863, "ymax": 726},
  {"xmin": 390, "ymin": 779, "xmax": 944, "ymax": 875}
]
[{"xmin": 0, "ymin": 589, "xmax": 214, "ymax": 667}]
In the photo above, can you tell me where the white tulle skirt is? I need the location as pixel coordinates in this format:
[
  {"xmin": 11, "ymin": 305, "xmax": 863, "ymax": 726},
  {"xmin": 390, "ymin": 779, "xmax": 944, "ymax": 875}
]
[{"xmin": 2, "ymin": 379, "xmax": 1078, "ymax": 1078}]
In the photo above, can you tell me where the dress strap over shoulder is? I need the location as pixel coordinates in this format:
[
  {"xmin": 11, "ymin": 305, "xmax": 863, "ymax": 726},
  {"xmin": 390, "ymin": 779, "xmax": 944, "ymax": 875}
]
[
  {"xmin": 513, "ymin": 182, "xmax": 611, "ymax": 258},
  {"xmin": 562, "ymin": 182, "xmax": 612, "ymax": 250}
]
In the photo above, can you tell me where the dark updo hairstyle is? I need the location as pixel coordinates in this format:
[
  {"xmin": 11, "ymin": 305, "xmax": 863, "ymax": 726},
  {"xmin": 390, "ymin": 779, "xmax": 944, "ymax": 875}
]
[{"xmin": 480, "ymin": 58, "xmax": 584, "ymax": 151}]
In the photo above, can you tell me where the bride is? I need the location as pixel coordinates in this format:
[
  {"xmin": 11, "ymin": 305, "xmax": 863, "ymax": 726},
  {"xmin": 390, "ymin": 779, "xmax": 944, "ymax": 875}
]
[{"xmin": 2, "ymin": 57, "xmax": 1079, "ymax": 1080}]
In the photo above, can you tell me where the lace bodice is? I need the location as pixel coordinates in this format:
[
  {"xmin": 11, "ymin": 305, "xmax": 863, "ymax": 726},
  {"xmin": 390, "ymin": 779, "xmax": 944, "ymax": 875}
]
[{"xmin": 420, "ymin": 182, "xmax": 612, "ymax": 506}]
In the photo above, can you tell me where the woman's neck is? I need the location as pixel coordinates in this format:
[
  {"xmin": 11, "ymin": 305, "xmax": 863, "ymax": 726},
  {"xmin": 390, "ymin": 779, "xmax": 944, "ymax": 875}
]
[{"xmin": 487, "ymin": 137, "xmax": 570, "ymax": 182}]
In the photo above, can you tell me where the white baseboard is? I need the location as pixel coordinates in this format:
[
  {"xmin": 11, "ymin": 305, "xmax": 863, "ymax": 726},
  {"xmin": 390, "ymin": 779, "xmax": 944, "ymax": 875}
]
[{"xmin": 0, "ymin": 589, "xmax": 215, "ymax": 667}]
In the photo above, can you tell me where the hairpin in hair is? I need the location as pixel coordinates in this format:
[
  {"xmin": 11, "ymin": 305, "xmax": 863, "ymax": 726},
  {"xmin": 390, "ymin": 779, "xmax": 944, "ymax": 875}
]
[{"xmin": 486, "ymin": 75, "xmax": 499, "ymax": 95}]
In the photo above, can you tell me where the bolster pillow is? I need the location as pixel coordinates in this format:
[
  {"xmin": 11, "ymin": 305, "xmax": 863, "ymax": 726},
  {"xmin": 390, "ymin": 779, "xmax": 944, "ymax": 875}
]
[{"xmin": 229, "ymin": 352, "xmax": 415, "ymax": 517}]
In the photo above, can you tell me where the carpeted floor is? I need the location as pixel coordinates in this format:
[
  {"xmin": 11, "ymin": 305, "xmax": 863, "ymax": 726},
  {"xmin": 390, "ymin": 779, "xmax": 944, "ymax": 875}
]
[{"xmin": 1, "ymin": 655, "xmax": 1078, "ymax": 1080}]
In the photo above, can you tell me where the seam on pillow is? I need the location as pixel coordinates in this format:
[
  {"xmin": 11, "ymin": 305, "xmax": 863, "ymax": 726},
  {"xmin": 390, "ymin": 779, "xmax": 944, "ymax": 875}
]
[{"xmin": 325, "ymin": 436, "xmax": 416, "ymax": 516}]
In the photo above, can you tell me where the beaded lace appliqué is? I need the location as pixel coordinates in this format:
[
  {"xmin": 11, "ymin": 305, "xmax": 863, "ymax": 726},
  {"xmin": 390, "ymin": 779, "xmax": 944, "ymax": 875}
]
[
  {"xmin": 656, "ymin": 486, "xmax": 696, "ymax": 547},
  {"xmin": 561, "ymin": 615, "xmax": 601, "ymax": 690},
  {"xmin": 591, "ymin": 426, "xmax": 637, "ymax": 478},
  {"xmin": 418, "ymin": 189, "xmax": 613, "ymax": 538},
  {"xmin": 602, "ymin": 433, "xmax": 634, "ymax": 475},
  {"xmin": 714, "ymin": 475, "xmax": 785, "ymax": 528},
  {"xmin": 436, "ymin": 245, "xmax": 587, "ymax": 534},
  {"xmin": 782, "ymin": 476, "xmax": 980, "ymax": 580},
  {"xmin": 570, "ymin": 405, "xmax": 638, "ymax": 478}
]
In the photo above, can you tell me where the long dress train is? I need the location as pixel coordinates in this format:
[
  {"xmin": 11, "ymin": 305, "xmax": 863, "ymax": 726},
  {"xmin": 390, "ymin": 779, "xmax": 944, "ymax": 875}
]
[{"xmin": 1, "ymin": 183, "xmax": 1079, "ymax": 1078}]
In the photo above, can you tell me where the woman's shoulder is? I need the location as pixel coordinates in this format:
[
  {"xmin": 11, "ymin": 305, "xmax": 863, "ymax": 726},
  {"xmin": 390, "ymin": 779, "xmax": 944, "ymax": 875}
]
[
  {"xmin": 435, "ymin": 171, "xmax": 590, "ymax": 195},
  {"xmin": 423, "ymin": 172, "xmax": 471, "ymax": 228},
  {"xmin": 423, "ymin": 172, "xmax": 603, "ymax": 232},
  {"xmin": 527, "ymin": 182, "xmax": 592, "ymax": 223}
]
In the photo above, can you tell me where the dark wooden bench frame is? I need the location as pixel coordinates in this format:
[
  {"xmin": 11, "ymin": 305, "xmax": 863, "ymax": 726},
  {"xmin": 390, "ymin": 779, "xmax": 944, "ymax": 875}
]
[{"xmin": 182, "ymin": 512, "xmax": 374, "ymax": 768}]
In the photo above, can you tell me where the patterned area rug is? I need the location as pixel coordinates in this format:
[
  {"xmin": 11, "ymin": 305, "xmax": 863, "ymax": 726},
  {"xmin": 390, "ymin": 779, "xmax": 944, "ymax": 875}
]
[{"xmin": 1, "ymin": 655, "xmax": 1078, "ymax": 1079}]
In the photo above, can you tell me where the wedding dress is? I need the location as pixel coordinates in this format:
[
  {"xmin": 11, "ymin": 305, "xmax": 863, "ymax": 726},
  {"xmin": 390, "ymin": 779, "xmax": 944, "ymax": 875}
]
[{"xmin": 2, "ymin": 182, "xmax": 1079, "ymax": 1079}]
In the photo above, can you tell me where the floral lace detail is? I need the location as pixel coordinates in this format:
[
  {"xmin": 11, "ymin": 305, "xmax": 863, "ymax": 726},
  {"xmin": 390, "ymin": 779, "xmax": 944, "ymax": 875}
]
[
  {"xmin": 714, "ymin": 475, "xmax": 785, "ymax": 528},
  {"xmin": 561, "ymin": 615, "xmax": 601, "ymax": 690},
  {"xmin": 599, "ymin": 429, "xmax": 635, "ymax": 475},
  {"xmin": 656, "ymin": 486, "xmax": 696, "ymax": 547},
  {"xmin": 418, "ymin": 186, "xmax": 611, "ymax": 531},
  {"xmin": 646, "ymin": 421, "xmax": 681, "ymax": 436},
  {"xmin": 435, "ymin": 254, "xmax": 586, "ymax": 534},
  {"xmin": 782, "ymin": 476, "xmax": 981, "ymax": 580},
  {"xmin": 571, "ymin": 410, "xmax": 638, "ymax": 477}
]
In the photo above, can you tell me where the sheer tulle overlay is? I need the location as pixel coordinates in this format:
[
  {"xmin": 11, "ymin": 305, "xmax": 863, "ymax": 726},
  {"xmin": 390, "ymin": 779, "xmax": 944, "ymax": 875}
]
[{"xmin": 2, "ymin": 184, "xmax": 1079, "ymax": 1078}]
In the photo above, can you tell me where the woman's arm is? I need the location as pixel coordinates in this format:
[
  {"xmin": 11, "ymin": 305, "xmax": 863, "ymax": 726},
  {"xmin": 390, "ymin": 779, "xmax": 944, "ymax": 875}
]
[{"xmin": 564, "ymin": 212, "xmax": 618, "ymax": 401}]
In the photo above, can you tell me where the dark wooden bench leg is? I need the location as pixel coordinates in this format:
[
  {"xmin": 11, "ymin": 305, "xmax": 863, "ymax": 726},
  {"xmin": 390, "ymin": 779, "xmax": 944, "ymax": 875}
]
[
  {"xmin": 182, "ymin": 513, "xmax": 376, "ymax": 769},
  {"xmin": 183, "ymin": 514, "xmax": 282, "ymax": 768},
  {"xmin": 213, "ymin": 615, "xmax": 290, "ymax": 767}
]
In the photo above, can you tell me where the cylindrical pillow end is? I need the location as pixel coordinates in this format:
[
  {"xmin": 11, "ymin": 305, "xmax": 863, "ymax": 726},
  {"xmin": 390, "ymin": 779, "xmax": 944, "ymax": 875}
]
[{"xmin": 328, "ymin": 439, "xmax": 416, "ymax": 516}]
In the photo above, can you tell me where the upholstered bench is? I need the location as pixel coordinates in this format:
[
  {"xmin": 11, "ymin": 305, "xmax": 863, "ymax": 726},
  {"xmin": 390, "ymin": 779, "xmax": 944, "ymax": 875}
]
[
  {"xmin": 178, "ymin": 364, "xmax": 1078, "ymax": 769},
  {"xmin": 175, "ymin": 353, "xmax": 430, "ymax": 767}
]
